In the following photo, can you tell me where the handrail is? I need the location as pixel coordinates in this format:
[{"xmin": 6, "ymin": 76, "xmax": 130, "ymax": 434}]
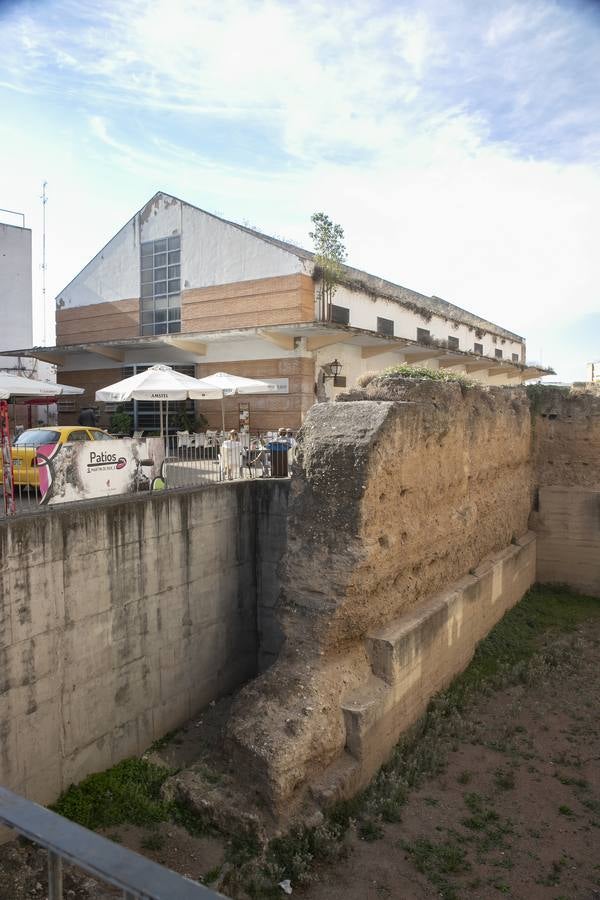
[{"xmin": 0, "ymin": 786, "xmax": 224, "ymax": 899}]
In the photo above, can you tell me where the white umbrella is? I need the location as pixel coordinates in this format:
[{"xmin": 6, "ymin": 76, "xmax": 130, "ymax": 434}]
[
  {"xmin": 0, "ymin": 372, "xmax": 84, "ymax": 399},
  {"xmin": 95, "ymin": 364, "xmax": 221, "ymax": 436},
  {"xmin": 190, "ymin": 372, "xmax": 278, "ymax": 434}
]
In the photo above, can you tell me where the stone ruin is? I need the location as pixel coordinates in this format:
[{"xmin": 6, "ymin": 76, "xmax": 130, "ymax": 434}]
[{"xmin": 163, "ymin": 376, "xmax": 538, "ymax": 834}]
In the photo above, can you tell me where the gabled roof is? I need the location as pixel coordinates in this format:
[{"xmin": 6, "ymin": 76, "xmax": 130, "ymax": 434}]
[{"xmin": 59, "ymin": 191, "xmax": 523, "ymax": 343}]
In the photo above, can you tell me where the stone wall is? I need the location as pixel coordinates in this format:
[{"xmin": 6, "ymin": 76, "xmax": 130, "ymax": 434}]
[
  {"xmin": 0, "ymin": 480, "xmax": 288, "ymax": 807},
  {"xmin": 531, "ymin": 387, "xmax": 600, "ymax": 595},
  {"xmin": 224, "ymin": 379, "xmax": 536, "ymax": 820}
]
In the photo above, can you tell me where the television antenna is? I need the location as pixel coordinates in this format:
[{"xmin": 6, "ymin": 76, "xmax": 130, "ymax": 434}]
[{"xmin": 41, "ymin": 181, "xmax": 47, "ymax": 346}]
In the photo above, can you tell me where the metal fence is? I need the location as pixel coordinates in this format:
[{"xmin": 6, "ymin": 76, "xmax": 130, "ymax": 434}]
[
  {"xmin": 0, "ymin": 786, "xmax": 223, "ymax": 899},
  {"xmin": 160, "ymin": 431, "xmax": 294, "ymax": 488},
  {"xmin": 1, "ymin": 432, "xmax": 295, "ymax": 518}
]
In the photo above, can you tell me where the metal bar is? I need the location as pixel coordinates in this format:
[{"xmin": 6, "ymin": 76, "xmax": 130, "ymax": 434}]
[
  {"xmin": 0, "ymin": 787, "xmax": 221, "ymax": 899},
  {"xmin": 48, "ymin": 851, "xmax": 63, "ymax": 900}
]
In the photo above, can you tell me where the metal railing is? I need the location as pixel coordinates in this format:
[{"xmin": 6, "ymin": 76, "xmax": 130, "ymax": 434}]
[
  {"xmin": 161, "ymin": 431, "xmax": 294, "ymax": 488},
  {"xmin": 0, "ymin": 786, "xmax": 224, "ymax": 899}
]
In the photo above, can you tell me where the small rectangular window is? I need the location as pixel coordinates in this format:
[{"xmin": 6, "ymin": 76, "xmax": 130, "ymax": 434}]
[
  {"xmin": 168, "ymin": 235, "xmax": 181, "ymax": 250},
  {"xmin": 168, "ymin": 278, "xmax": 180, "ymax": 294},
  {"xmin": 331, "ymin": 305, "xmax": 350, "ymax": 325},
  {"xmin": 417, "ymin": 327, "xmax": 430, "ymax": 343},
  {"xmin": 168, "ymin": 250, "xmax": 181, "ymax": 265},
  {"xmin": 167, "ymin": 320, "xmax": 181, "ymax": 334},
  {"xmin": 495, "ymin": 349, "xmax": 503, "ymax": 360},
  {"xmin": 377, "ymin": 316, "xmax": 394, "ymax": 336},
  {"xmin": 474, "ymin": 342, "xmax": 483, "ymax": 355},
  {"xmin": 154, "ymin": 252, "xmax": 167, "ymax": 267},
  {"xmin": 447, "ymin": 336, "xmax": 459, "ymax": 350},
  {"xmin": 154, "ymin": 238, "xmax": 167, "ymax": 252},
  {"xmin": 512, "ymin": 353, "xmax": 519, "ymax": 363}
]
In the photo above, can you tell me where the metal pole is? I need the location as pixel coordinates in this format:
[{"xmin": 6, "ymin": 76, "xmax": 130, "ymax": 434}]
[
  {"xmin": 48, "ymin": 851, "xmax": 63, "ymax": 900},
  {"xmin": 221, "ymin": 397, "xmax": 225, "ymax": 435}
]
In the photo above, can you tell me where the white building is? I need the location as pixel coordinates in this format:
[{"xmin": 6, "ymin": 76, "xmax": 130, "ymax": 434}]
[
  {"xmin": 0, "ymin": 220, "xmax": 33, "ymax": 374},
  {"xmin": 5, "ymin": 192, "xmax": 553, "ymax": 431}
]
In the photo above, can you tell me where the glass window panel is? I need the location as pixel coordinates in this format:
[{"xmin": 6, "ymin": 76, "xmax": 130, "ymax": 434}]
[
  {"xmin": 154, "ymin": 252, "xmax": 167, "ymax": 266},
  {"xmin": 141, "ymin": 298, "xmax": 154, "ymax": 311},
  {"xmin": 168, "ymin": 235, "xmax": 180, "ymax": 250},
  {"xmin": 154, "ymin": 238, "xmax": 167, "ymax": 252},
  {"xmin": 141, "ymin": 269, "xmax": 153, "ymax": 284},
  {"xmin": 141, "ymin": 283, "xmax": 154, "ymax": 298},
  {"xmin": 141, "ymin": 324, "xmax": 154, "ymax": 335},
  {"xmin": 141, "ymin": 242, "xmax": 154, "ymax": 255},
  {"xmin": 168, "ymin": 279, "xmax": 180, "ymax": 294},
  {"xmin": 168, "ymin": 320, "xmax": 181, "ymax": 334},
  {"xmin": 168, "ymin": 264, "xmax": 180, "ymax": 278},
  {"xmin": 168, "ymin": 307, "xmax": 180, "ymax": 322},
  {"xmin": 167, "ymin": 293, "xmax": 180, "ymax": 308},
  {"xmin": 154, "ymin": 281, "xmax": 167, "ymax": 296},
  {"xmin": 141, "ymin": 311, "xmax": 154, "ymax": 324},
  {"xmin": 141, "ymin": 255, "xmax": 153, "ymax": 269},
  {"xmin": 154, "ymin": 295, "xmax": 168, "ymax": 309},
  {"xmin": 154, "ymin": 266, "xmax": 167, "ymax": 280},
  {"xmin": 168, "ymin": 250, "xmax": 180, "ymax": 265},
  {"xmin": 154, "ymin": 322, "xmax": 168, "ymax": 335},
  {"xmin": 155, "ymin": 308, "xmax": 167, "ymax": 323}
]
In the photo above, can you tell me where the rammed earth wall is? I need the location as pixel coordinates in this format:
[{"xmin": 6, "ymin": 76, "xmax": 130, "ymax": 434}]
[
  {"xmin": 0, "ymin": 480, "xmax": 289, "ymax": 809},
  {"xmin": 224, "ymin": 381, "xmax": 537, "ymax": 820}
]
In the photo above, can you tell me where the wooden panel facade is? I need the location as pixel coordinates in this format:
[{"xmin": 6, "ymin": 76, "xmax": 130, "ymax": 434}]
[
  {"xmin": 182, "ymin": 274, "xmax": 315, "ymax": 333},
  {"xmin": 56, "ymin": 299, "xmax": 140, "ymax": 346},
  {"xmin": 195, "ymin": 357, "xmax": 315, "ymax": 431},
  {"xmin": 55, "ymin": 368, "xmax": 120, "ymax": 426}
]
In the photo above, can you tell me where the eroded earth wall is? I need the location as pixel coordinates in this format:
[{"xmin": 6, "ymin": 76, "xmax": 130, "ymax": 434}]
[
  {"xmin": 226, "ymin": 380, "xmax": 536, "ymax": 820},
  {"xmin": 531, "ymin": 388, "xmax": 600, "ymax": 595}
]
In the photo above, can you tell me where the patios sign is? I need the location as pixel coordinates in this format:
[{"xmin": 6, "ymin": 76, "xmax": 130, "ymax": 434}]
[{"xmin": 38, "ymin": 438, "xmax": 164, "ymax": 504}]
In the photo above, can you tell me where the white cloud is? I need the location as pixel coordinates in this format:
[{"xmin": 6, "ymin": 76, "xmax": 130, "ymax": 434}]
[{"xmin": 0, "ymin": 0, "xmax": 599, "ymax": 382}]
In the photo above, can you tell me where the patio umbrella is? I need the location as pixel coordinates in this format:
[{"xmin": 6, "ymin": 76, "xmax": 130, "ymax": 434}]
[
  {"xmin": 0, "ymin": 372, "xmax": 84, "ymax": 399},
  {"xmin": 190, "ymin": 372, "xmax": 278, "ymax": 434},
  {"xmin": 95, "ymin": 364, "xmax": 221, "ymax": 436}
]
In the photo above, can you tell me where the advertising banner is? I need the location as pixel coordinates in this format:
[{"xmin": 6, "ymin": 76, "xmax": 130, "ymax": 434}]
[{"xmin": 39, "ymin": 437, "xmax": 165, "ymax": 505}]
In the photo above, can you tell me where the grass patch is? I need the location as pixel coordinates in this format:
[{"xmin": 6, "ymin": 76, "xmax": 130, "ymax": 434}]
[
  {"xmin": 52, "ymin": 757, "xmax": 212, "ymax": 840},
  {"xmin": 52, "ymin": 759, "xmax": 171, "ymax": 830},
  {"xmin": 140, "ymin": 831, "xmax": 165, "ymax": 851}
]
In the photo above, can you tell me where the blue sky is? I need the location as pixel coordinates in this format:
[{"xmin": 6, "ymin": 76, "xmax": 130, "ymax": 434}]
[{"xmin": 0, "ymin": 0, "xmax": 599, "ymax": 381}]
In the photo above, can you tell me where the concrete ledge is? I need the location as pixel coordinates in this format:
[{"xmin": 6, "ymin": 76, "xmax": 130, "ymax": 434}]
[{"xmin": 337, "ymin": 532, "xmax": 536, "ymax": 796}]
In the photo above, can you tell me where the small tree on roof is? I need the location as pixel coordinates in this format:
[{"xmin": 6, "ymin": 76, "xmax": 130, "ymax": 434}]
[{"xmin": 309, "ymin": 212, "xmax": 347, "ymax": 320}]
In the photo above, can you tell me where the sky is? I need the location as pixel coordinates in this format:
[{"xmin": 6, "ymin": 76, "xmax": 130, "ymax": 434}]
[{"xmin": 0, "ymin": 0, "xmax": 599, "ymax": 382}]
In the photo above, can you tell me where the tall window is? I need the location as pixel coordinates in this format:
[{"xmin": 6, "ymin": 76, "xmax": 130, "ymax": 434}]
[
  {"xmin": 447, "ymin": 336, "xmax": 459, "ymax": 350},
  {"xmin": 140, "ymin": 236, "xmax": 181, "ymax": 335}
]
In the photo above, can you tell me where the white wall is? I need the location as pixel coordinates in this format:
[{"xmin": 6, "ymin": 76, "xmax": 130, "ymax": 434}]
[
  {"xmin": 0, "ymin": 223, "xmax": 33, "ymax": 369},
  {"xmin": 58, "ymin": 193, "xmax": 306, "ymax": 310},
  {"xmin": 329, "ymin": 283, "xmax": 525, "ymax": 362}
]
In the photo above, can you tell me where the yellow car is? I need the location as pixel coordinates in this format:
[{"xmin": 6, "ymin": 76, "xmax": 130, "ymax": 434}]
[{"xmin": 6, "ymin": 425, "xmax": 114, "ymax": 488}]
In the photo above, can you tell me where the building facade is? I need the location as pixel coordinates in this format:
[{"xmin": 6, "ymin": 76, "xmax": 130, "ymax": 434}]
[
  {"xmin": 0, "ymin": 220, "xmax": 33, "ymax": 374},
  {"xmin": 7, "ymin": 192, "xmax": 551, "ymax": 431}
]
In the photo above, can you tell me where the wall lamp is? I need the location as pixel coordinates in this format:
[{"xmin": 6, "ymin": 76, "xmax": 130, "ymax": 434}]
[{"xmin": 322, "ymin": 359, "xmax": 343, "ymax": 380}]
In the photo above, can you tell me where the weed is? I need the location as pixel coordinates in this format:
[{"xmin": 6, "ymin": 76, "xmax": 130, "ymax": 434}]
[
  {"xmin": 537, "ymin": 857, "xmax": 567, "ymax": 886},
  {"xmin": 493, "ymin": 883, "xmax": 510, "ymax": 894},
  {"xmin": 494, "ymin": 768, "xmax": 516, "ymax": 791},
  {"xmin": 202, "ymin": 866, "xmax": 221, "ymax": 884},
  {"xmin": 358, "ymin": 819, "xmax": 384, "ymax": 841},
  {"xmin": 403, "ymin": 837, "xmax": 471, "ymax": 900},
  {"xmin": 147, "ymin": 729, "xmax": 181, "ymax": 753},
  {"xmin": 140, "ymin": 831, "xmax": 165, "ymax": 852},
  {"xmin": 558, "ymin": 805, "xmax": 575, "ymax": 818},
  {"xmin": 457, "ymin": 771, "xmax": 472, "ymax": 785}
]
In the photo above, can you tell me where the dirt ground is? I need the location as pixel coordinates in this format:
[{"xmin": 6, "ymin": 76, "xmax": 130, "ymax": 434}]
[{"xmin": 1, "ymin": 617, "xmax": 599, "ymax": 900}]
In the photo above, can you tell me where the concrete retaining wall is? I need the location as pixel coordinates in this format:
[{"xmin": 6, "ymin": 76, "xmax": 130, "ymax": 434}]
[{"xmin": 0, "ymin": 480, "xmax": 289, "ymax": 807}]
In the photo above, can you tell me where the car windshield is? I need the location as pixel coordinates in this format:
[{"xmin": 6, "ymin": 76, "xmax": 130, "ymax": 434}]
[
  {"xmin": 91, "ymin": 431, "xmax": 116, "ymax": 441},
  {"xmin": 14, "ymin": 429, "xmax": 60, "ymax": 447}
]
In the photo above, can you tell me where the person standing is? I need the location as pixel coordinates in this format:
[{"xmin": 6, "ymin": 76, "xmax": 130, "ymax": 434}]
[
  {"xmin": 220, "ymin": 429, "xmax": 244, "ymax": 480},
  {"xmin": 78, "ymin": 407, "xmax": 97, "ymax": 427}
]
